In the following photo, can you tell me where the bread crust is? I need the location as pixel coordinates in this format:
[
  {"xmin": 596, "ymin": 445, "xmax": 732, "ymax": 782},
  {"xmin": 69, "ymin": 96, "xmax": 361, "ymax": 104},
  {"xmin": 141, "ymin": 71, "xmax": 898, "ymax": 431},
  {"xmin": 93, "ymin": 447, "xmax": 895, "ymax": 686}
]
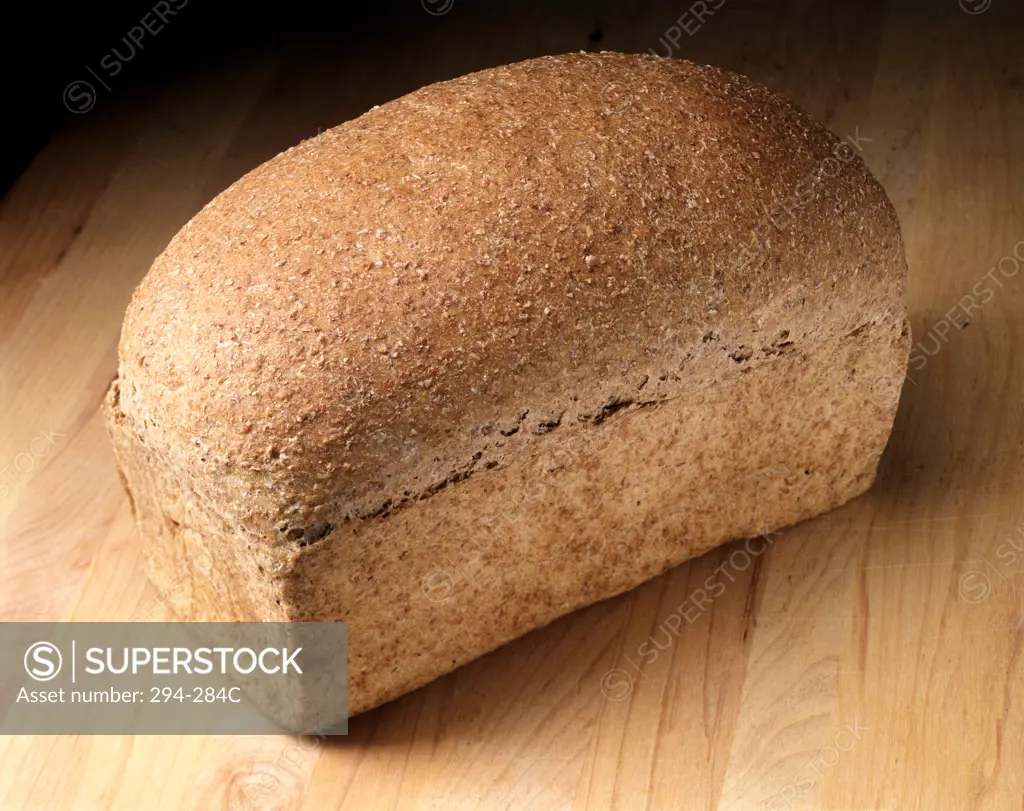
[{"xmin": 106, "ymin": 52, "xmax": 909, "ymax": 716}]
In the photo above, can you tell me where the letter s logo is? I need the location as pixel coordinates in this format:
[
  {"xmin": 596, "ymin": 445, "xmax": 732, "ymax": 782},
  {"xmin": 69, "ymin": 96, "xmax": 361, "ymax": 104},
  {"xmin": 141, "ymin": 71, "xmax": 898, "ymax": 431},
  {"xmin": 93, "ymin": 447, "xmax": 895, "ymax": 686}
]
[{"xmin": 24, "ymin": 642, "xmax": 62, "ymax": 681}]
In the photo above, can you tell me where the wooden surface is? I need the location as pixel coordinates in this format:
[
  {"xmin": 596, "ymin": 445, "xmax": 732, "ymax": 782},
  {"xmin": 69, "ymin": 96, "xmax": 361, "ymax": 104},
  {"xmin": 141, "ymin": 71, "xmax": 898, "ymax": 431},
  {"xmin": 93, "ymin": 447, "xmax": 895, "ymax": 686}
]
[{"xmin": 2, "ymin": 1, "xmax": 1023, "ymax": 808}]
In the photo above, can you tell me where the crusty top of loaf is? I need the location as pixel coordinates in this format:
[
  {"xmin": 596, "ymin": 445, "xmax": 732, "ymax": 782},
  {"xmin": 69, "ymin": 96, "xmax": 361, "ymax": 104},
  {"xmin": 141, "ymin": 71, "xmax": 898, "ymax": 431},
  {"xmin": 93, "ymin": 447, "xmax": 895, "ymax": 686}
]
[{"xmin": 114, "ymin": 51, "xmax": 905, "ymax": 541}]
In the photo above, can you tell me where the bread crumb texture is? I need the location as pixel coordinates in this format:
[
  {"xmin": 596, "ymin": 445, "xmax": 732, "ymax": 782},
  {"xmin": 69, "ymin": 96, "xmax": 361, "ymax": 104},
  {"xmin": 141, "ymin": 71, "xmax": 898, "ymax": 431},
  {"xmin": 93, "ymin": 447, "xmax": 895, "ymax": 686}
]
[
  {"xmin": 107, "ymin": 53, "xmax": 908, "ymax": 712},
  {"xmin": 115, "ymin": 53, "xmax": 904, "ymax": 536}
]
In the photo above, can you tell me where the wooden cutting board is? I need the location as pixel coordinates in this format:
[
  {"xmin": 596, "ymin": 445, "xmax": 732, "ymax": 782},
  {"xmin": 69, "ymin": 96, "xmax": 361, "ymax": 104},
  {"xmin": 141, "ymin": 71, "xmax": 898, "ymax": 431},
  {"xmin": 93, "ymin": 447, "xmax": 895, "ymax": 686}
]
[{"xmin": 2, "ymin": 1, "xmax": 1022, "ymax": 808}]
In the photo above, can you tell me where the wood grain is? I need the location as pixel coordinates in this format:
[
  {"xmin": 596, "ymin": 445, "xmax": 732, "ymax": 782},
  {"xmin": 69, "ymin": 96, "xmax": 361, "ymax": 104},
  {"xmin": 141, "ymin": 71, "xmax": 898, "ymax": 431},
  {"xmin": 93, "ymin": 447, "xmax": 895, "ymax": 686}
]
[{"xmin": 2, "ymin": 1, "xmax": 1023, "ymax": 808}]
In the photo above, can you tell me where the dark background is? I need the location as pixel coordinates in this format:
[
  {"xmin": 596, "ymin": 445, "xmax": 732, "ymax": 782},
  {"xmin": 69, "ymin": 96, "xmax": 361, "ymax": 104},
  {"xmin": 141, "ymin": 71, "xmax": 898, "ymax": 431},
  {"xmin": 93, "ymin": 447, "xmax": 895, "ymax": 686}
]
[
  {"xmin": 0, "ymin": 0, "xmax": 891, "ymax": 196},
  {"xmin": 2, "ymin": 0, "xmax": 1019, "ymax": 197},
  {"xmin": 1, "ymin": 1, "xmax": 433, "ymax": 194}
]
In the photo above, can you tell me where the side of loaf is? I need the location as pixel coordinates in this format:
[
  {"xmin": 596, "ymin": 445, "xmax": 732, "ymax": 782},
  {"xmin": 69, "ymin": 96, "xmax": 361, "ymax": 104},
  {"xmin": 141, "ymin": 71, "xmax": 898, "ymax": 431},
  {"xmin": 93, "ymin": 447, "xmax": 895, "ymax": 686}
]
[{"xmin": 105, "ymin": 51, "xmax": 910, "ymax": 717}]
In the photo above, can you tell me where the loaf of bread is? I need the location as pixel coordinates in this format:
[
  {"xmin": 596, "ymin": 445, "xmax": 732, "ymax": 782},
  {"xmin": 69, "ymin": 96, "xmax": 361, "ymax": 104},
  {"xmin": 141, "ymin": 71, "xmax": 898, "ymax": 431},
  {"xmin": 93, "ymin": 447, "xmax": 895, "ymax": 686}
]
[{"xmin": 105, "ymin": 52, "xmax": 909, "ymax": 719}]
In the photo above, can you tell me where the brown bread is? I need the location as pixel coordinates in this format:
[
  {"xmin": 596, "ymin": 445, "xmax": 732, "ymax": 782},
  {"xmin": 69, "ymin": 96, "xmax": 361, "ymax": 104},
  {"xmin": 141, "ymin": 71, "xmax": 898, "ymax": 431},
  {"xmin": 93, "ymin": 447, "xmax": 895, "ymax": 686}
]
[{"xmin": 105, "ymin": 52, "xmax": 910, "ymax": 718}]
